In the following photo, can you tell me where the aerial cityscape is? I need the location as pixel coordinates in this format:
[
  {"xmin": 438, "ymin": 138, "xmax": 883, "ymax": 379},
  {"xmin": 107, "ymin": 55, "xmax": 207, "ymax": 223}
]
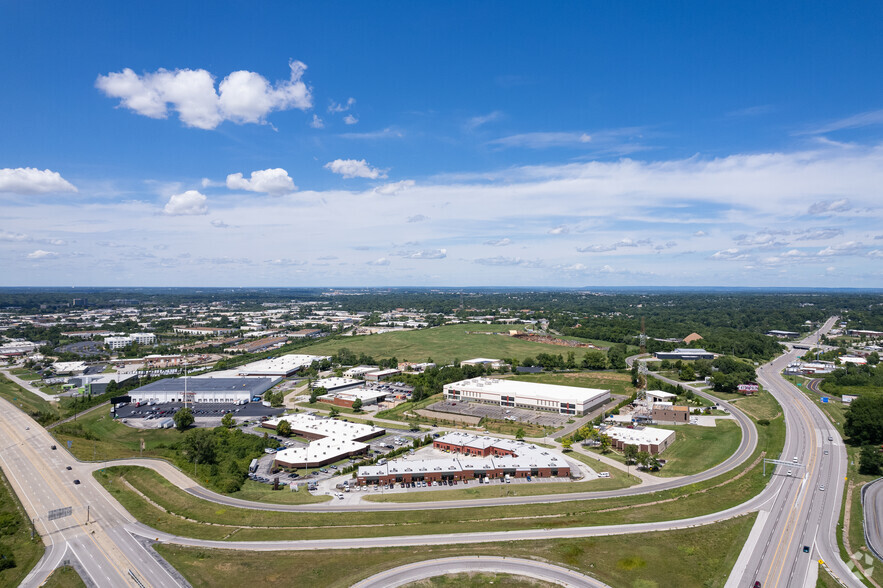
[{"xmin": 1, "ymin": 3, "xmax": 882, "ymax": 588}]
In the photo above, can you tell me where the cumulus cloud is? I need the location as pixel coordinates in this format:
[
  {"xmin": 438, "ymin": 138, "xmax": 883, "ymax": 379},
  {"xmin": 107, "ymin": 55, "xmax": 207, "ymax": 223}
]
[
  {"xmin": 711, "ymin": 248, "xmax": 751, "ymax": 261},
  {"xmin": 474, "ymin": 256, "xmax": 544, "ymax": 268},
  {"xmin": 266, "ymin": 258, "xmax": 306, "ymax": 266},
  {"xmin": 818, "ymin": 241, "xmax": 864, "ymax": 256},
  {"xmin": 808, "ymin": 199, "xmax": 852, "ymax": 215},
  {"xmin": 562, "ymin": 263, "xmax": 587, "ymax": 271},
  {"xmin": 577, "ymin": 238, "xmax": 651, "ymax": 253},
  {"xmin": 0, "ymin": 168, "xmax": 77, "ymax": 194},
  {"xmin": 226, "ymin": 168, "xmax": 296, "ymax": 196},
  {"xmin": 484, "ymin": 238, "xmax": 512, "ymax": 246},
  {"xmin": 26, "ymin": 250, "xmax": 58, "ymax": 259},
  {"xmin": 210, "ymin": 219, "xmax": 230, "ymax": 228},
  {"xmin": 548, "ymin": 225, "xmax": 569, "ymax": 235},
  {"xmin": 0, "ymin": 230, "xmax": 29, "ymax": 241},
  {"xmin": 343, "ymin": 114, "xmax": 358, "ymax": 125},
  {"xmin": 868, "ymin": 250, "xmax": 883, "ymax": 258},
  {"xmin": 734, "ymin": 232, "xmax": 788, "ymax": 248},
  {"xmin": 366, "ymin": 257, "xmax": 390, "ymax": 266},
  {"xmin": 400, "ymin": 249, "xmax": 447, "ymax": 260},
  {"xmin": 407, "ymin": 214, "xmax": 429, "ymax": 223},
  {"xmin": 329, "ymin": 97, "xmax": 355, "ymax": 113},
  {"xmin": 694, "ymin": 231, "xmax": 707, "ymax": 237},
  {"xmin": 324, "ymin": 159, "xmax": 387, "ymax": 179},
  {"xmin": 96, "ymin": 60, "xmax": 312, "ymax": 129},
  {"xmin": 163, "ymin": 190, "xmax": 208, "ymax": 215},
  {"xmin": 375, "ymin": 180, "xmax": 415, "ymax": 195},
  {"xmin": 794, "ymin": 228, "xmax": 843, "ymax": 241},
  {"xmin": 309, "ymin": 114, "xmax": 324, "ymax": 129}
]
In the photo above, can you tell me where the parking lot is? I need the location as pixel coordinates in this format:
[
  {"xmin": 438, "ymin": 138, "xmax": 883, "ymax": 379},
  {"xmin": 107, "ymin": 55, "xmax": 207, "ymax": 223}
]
[
  {"xmin": 426, "ymin": 400, "xmax": 571, "ymax": 427},
  {"xmin": 114, "ymin": 401, "xmax": 284, "ymax": 428}
]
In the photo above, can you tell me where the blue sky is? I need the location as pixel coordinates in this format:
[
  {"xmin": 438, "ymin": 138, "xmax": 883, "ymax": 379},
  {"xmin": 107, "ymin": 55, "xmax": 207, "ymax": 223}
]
[{"xmin": 1, "ymin": 1, "xmax": 882, "ymax": 287}]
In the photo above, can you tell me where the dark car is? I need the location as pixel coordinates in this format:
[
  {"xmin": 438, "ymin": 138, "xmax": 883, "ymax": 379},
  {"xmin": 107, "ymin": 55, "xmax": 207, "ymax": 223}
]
[
  {"xmin": 51, "ymin": 445, "xmax": 57, "ymax": 450},
  {"xmin": 66, "ymin": 466, "xmax": 72, "ymax": 471},
  {"xmin": 802, "ymin": 545, "xmax": 810, "ymax": 553},
  {"xmin": 73, "ymin": 479, "xmax": 80, "ymax": 485}
]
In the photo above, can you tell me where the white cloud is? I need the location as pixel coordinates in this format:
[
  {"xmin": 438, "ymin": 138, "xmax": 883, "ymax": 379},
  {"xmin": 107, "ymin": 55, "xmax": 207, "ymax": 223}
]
[
  {"xmin": 466, "ymin": 111, "xmax": 503, "ymax": 130},
  {"xmin": 96, "ymin": 60, "xmax": 312, "ymax": 130},
  {"xmin": 339, "ymin": 127, "xmax": 403, "ymax": 140},
  {"xmin": 548, "ymin": 225, "xmax": 569, "ymax": 235},
  {"xmin": 366, "ymin": 257, "xmax": 390, "ymax": 266},
  {"xmin": 201, "ymin": 177, "xmax": 223, "ymax": 188},
  {"xmin": 577, "ymin": 238, "xmax": 651, "ymax": 253},
  {"xmin": 163, "ymin": 190, "xmax": 208, "ymax": 216},
  {"xmin": 868, "ymin": 250, "xmax": 883, "ymax": 258},
  {"xmin": 693, "ymin": 230, "xmax": 707, "ymax": 237},
  {"xmin": 402, "ymin": 249, "xmax": 447, "ymax": 260},
  {"xmin": 27, "ymin": 250, "xmax": 58, "ymax": 259},
  {"xmin": 374, "ymin": 180, "xmax": 415, "ymax": 195},
  {"xmin": 324, "ymin": 159, "xmax": 387, "ymax": 179},
  {"xmin": 0, "ymin": 168, "xmax": 77, "ymax": 194},
  {"xmin": 808, "ymin": 199, "xmax": 852, "ymax": 215},
  {"xmin": 794, "ymin": 228, "xmax": 843, "ymax": 241},
  {"xmin": 711, "ymin": 248, "xmax": 750, "ymax": 261},
  {"xmin": 474, "ymin": 256, "xmax": 544, "ymax": 268},
  {"xmin": 329, "ymin": 97, "xmax": 356, "ymax": 113},
  {"xmin": 490, "ymin": 132, "xmax": 592, "ymax": 148},
  {"xmin": 818, "ymin": 241, "xmax": 864, "ymax": 256},
  {"xmin": 562, "ymin": 263, "xmax": 587, "ymax": 271},
  {"xmin": 309, "ymin": 114, "xmax": 324, "ymax": 129},
  {"xmin": 226, "ymin": 168, "xmax": 296, "ymax": 196},
  {"xmin": 211, "ymin": 219, "xmax": 230, "ymax": 229},
  {"xmin": 407, "ymin": 214, "xmax": 429, "ymax": 223},
  {"xmin": 800, "ymin": 109, "xmax": 883, "ymax": 135},
  {"xmin": 266, "ymin": 258, "xmax": 306, "ymax": 266},
  {"xmin": 0, "ymin": 230, "xmax": 29, "ymax": 241},
  {"xmin": 343, "ymin": 114, "xmax": 358, "ymax": 125},
  {"xmin": 734, "ymin": 232, "xmax": 787, "ymax": 248},
  {"xmin": 484, "ymin": 238, "xmax": 512, "ymax": 246}
]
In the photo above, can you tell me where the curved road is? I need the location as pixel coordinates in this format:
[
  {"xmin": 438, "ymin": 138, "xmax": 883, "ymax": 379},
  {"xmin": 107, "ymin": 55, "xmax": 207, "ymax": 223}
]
[
  {"xmin": 350, "ymin": 556, "xmax": 609, "ymax": 588},
  {"xmin": 862, "ymin": 477, "xmax": 883, "ymax": 563}
]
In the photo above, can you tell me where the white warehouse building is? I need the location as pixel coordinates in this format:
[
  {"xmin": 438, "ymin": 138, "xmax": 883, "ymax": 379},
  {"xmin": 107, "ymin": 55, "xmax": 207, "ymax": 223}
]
[
  {"xmin": 104, "ymin": 332, "xmax": 156, "ymax": 349},
  {"xmin": 443, "ymin": 377, "xmax": 610, "ymax": 416}
]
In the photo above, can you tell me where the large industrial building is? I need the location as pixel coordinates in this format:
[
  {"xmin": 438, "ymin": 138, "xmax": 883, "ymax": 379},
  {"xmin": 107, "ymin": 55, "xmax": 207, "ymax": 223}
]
[
  {"xmin": 604, "ymin": 425, "xmax": 675, "ymax": 454},
  {"xmin": 267, "ymin": 414, "xmax": 385, "ymax": 468},
  {"xmin": 234, "ymin": 354, "xmax": 329, "ymax": 377},
  {"xmin": 357, "ymin": 433, "xmax": 570, "ymax": 485},
  {"xmin": 654, "ymin": 348, "xmax": 715, "ymax": 361},
  {"xmin": 128, "ymin": 376, "xmax": 279, "ymax": 404},
  {"xmin": 442, "ymin": 377, "xmax": 610, "ymax": 416},
  {"xmin": 104, "ymin": 332, "xmax": 157, "ymax": 350}
]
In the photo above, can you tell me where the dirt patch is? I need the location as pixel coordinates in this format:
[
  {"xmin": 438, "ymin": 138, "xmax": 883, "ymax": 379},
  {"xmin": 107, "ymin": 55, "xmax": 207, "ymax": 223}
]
[{"xmin": 416, "ymin": 409, "xmax": 481, "ymax": 425}]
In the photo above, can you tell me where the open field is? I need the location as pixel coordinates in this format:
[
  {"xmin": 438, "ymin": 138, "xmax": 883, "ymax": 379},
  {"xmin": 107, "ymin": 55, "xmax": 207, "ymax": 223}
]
[
  {"xmin": 41, "ymin": 566, "xmax": 87, "ymax": 588},
  {"xmin": 0, "ymin": 467, "xmax": 44, "ymax": 588},
  {"xmin": 655, "ymin": 420, "xmax": 742, "ymax": 477},
  {"xmin": 226, "ymin": 479, "xmax": 331, "ymax": 505},
  {"xmin": 505, "ymin": 371, "xmax": 637, "ymax": 396},
  {"xmin": 154, "ymin": 512, "xmax": 755, "ymax": 588},
  {"xmin": 710, "ymin": 389, "xmax": 781, "ymax": 421},
  {"xmin": 91, "ymin": 408, "xmax": 782, "ymax": 541},
  {"xmin": 0, "ymin": 375, "xmax": 60, "ymax": 423},
  {"xmin": 297, "ymin": 324, "xmax": 607, "ymax": 364},
  {"xmin": 403, "ymin": 572, "xmax": 557, "ymax": 588}
]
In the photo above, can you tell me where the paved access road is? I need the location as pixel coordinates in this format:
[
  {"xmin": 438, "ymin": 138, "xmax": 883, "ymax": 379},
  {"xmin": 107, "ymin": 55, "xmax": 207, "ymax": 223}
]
[
  {"xmin": 862, "ymin": 477, "xmax": 883, "ymax": 562},
  {"xmin": 351, "ymin": 556, "xmax": 610, "ymax": 588},
  {"xmin": 0, "ymin": 395, "xmax": 183, "ymax": 588},
  {"xmin": 0, "ymin": 368, "xmax": 58, "ymax": 401}
]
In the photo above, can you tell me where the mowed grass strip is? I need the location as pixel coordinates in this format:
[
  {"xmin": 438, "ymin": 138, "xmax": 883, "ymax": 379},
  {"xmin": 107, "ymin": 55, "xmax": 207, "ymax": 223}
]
[
  {"xmin": 654, "ymin": 421, "xmax": 742, "ymax": 477},
  {"xmin": 93, "ymin": 412, "xmax": 781, "ymax": 541},
  {"xmin": 41, "ymin": 565, "xmax": 86, "ymax": 588},
  {"xmin": 154, "ymin": 513, "xmax": 756, "ymax": 588},
  {"xmin": 297, "ymin": 324, "xmax": 601, "ymax": 364}
]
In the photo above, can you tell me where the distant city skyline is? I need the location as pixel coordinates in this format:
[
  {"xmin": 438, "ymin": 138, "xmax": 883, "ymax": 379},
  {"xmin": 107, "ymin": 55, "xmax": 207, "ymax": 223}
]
[{"xmin": 1, "ymin": 2, "xmax": 882, "ymax": 287}]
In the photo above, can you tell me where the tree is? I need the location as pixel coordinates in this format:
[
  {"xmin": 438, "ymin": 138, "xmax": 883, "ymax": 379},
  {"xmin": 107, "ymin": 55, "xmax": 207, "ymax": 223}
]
[
  {"xmin": 515, "ymin": 428, "xmax": 526, "ymax": 440},
  {"xmin": 310, "ymin": 386, "xmax": 325, "ymax": 404},
  {"xmin": 329, "ymin": 406, "xmax": 340, "ymax": 418},
  {"xmin": 623, "ymin": 444, "xmax": 638, "ymax": 464},
  {"xmin": 679, "ymin": 363, "xmax": 695, "ymax": 381},
  {"xmin": 220, "ymin": 412, "xmax": 235, "ymax": 428},
  {"xmin": 636, "ymin": 450, "xmax": 651, "ymax": 469},
  {"xmin": 276, "ymin": 420, "xmax": 292, "ymax": 437},
  {"xmin": 351, "ymin": 398, "xmax": 363, "ymax": 412},
  {"xmin": 859, "ymin": 445, "xmax": 883, "ymax": 476},
  {"xmin": 173, "ymin": 407, "xmax": 194, "ymax": 431},
  {"xmin": 599, "ymin": 434, "xmax": 611, "ymax": 454},
  {"xmin": 868, "ymin": 351, "xmax": 880, "ymax": 366},
  {"xmin": 561, "ymin": 438, "xmax": 572, "ymax": 451},
  {"xmin": 582, "ymin": 350, "xmax": 607, "ymax": 370},
  {"xmin": 845, "ymin": 395, "xmax": 883, "ymax": 445},
  {"xmin": 607, "ymin": 344, "xmax": 627, "ymax": 370},
  {"xmin": 182, "ymin": 428, "xmax": 216, "ymax": 464}
]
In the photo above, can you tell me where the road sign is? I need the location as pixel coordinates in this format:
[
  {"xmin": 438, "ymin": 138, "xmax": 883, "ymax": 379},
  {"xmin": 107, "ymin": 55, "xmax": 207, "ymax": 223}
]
[
  {"xmin": 47, "ymin": 506, "xmax": 72, "ymax": 521},
  {"xmin": 822, "ymin": 397, "xmax": 829, "ymax": 403},
  {"xmin": 67, "ymin": 440, "xmax": 72, "ymax": 449}
]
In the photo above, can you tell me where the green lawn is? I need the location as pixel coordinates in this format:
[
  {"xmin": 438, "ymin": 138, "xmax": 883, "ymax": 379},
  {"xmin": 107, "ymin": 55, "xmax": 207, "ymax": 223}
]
[
  {"xmin": 403, "ymin": 572, "xmax": 557, "ymax": 587},
  {"xmin": 711, "ymin": 389, "xmax": 781, "ymax": 421},
  {"xmin": 155, "ymin": 512, "xmax": 756, "ymax": 588},
  {"xmin": 506, "ymin": 370, "xmax": 637, "ymax": 396},
  {"xmin": 91, "ymin": 409, "xmax": 781, "ymax": 542},
  {"xmin": 226, "ymin": 479, "xmax": 331, "ymax": 504},
  {"xmin": 654, "ymin": 421, "xmax": 742, "ymax": 477},
  {"xmin": 41, "ymin": 566, "xmax": 86, "ymax": 588},
  {"xmin": 0, "ymin": 468, "xmax": 44, "ymax": 588},
  {"xmin": 297, "ymin": 324, "xmax": 605, "ymax": 364},
  {"xmin": 0, "ymin": 375, "xmax": 60, "ymax": 425}
]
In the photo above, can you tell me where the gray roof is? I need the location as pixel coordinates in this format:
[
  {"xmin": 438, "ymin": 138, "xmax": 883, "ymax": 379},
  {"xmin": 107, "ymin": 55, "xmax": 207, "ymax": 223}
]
[{"xmin": 131, "ymin": 377, "xmax": 274, "ymax": 395}]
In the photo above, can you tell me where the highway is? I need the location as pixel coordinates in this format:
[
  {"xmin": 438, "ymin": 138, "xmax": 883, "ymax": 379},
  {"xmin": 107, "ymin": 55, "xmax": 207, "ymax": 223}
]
[
  {"xmin": 0, "ymin": 395, "xmax": 183, "ymax": 588},
  {"xmin": 862, "ymin": 477, "xmax": 883, "ymax": 563},
  {"xmin": 350, "ymin": 556, "xmax": 610, "ymax": 588}
]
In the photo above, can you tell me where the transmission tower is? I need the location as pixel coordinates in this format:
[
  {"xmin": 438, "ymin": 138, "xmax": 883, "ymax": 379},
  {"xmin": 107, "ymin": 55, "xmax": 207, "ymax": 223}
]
[{"xmin": 639, "ymin": 316, "xmax": 647, "ymax": 354}]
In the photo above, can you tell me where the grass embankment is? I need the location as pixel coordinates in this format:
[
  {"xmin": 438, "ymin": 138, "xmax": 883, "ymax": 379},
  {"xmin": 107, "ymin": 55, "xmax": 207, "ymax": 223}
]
[
  {"xmin": 403, "ymin": 573, "xmax": 557, "ymax": 587},
  {"xmin": 0, "ymin": 376, "xmax": 60, "ymax": 424},
  {"xmin": 226, "ymin": 479, "xmax": 331, "ymax": 505},
  {"xmin": 155, "ymin": 513, "xmax": 756, "ymax": 588},
  {"xmin": 51, "ymin": 406, "xmax": 180, "ymax": 461},
  {"xmin": 710, "ymin": 389, "xmax": 781, "ymax": 421},
  {"xmin": 92, "ymin": 406, "xmax": 782, "ymax": 541},
  {"xmin": 41, "ymin": 565, "xmax": 86, "ymax": 588},
  {"xmin": 654, "ymin": 420, "xmax": 742, "ymax": 477},
  {"xmin": 364, "ymin": 457, "xmax": 637, "ymax": 503},
  {"xmin": 0, "ymin": 467, "xmax": 44, "ymax": 587},
  {"xmin": 298, "ymin": 324, "xmax": 603, "ymax": 365}
]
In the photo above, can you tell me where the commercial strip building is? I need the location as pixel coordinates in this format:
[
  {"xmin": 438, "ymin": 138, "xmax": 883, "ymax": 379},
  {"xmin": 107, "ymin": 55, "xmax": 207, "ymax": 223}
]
[
  {"xmin": 364, "ymin": 368, "xmax": 401, "ymax": 382},
  {"xmin": 267, "ymin": 414, "xmax": 386, "ymax": 468},
  {"xmin": 442, "ymin": 377, "xmax": 610, "ymax": 416},
  {"xmin": 603, "ymin": 425, "xmax": 675, "ymax": 454},
  {"xmin": 357, "ymin": 432, "xmax": 570, "ymax": 485},
  {"xmin": 312, "ymin": 377, "xmax": 364, "ymax": 393},
  {"xmin": 654, "ymin": 348, "xmax": 715, "ymax": 361},
  {"xmin": 128, "ymin": 376, "xmax": 279, "ymax": 404}
]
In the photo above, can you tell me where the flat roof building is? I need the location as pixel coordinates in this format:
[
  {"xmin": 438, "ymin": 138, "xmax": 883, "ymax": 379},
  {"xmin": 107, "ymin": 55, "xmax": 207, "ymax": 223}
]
[
  {"xmin": 364, "ymin": 368, "xmax": 401, "ymax": 382},
  {"xmin": 319, "ymin": 387, "xmax": 388, "ymax": 409},
  {"xmin": 344, "ymin": 365, "xmax": 379, "ymax": 378},
  {"xmin": 235, "ymin": 354, "xmax": 329, "ymax": 377},
  {"xmin": 604, "ymin": 425, "xmax": 675, "ymax": 454},
  {"xmin": 129, "ymin": 376, "xmax": 279, "ymax": 404},
  {"xmin": 268, "ymin": 413, "xmax": 385, "ymax": 469},
  {"xmin": 312, "ymin": 377, "xmax": 364, "ymax": 393},
  {"xmin": 443, "ymin": 377, "xmax": 610, "ymax": 416},
  {"xmin": 654, "ymin": 348, "xmax": 715, "ymax": 361}
]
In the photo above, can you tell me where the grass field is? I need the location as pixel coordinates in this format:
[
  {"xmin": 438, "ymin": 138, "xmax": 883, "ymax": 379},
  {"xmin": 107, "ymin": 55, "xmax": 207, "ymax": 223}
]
[
  {"xmin": 154, "ymin": 512, "xmax": 756, "ymax": 588},
  {"xmin": 654, "ymin": 420, "xmax": 742, "ymax": 477},
  {"xmin": 505, "ymin": 371, "xmax": 636, "ymax": 396},
  {"xmin": 0, "ymin": 375, "xmax": 60, "ymax": 422},
  {"xmin": 403, "ymin": 572, "xmax": 557, "ymax": 587},
  {"xmin": 711, "ymin": 389, "xmax": 782, "ymax": 421},
  {"xmin": 0, "ymin": 467, "xmax": 44, "ymax": 588},
  {"xmin": 226, "ymin": 479, "xmax": 331, "ymax": 505},
  {"xmin": 92, "ymin": 407, "xmax": 782, "ymax": 542},
  {"xmin": 41, "ymin": 566, "xmax": 86, "ymax": 588},
  {"xmin": 297, "ymin": 324, "xmax": 607, "ymax": 364}
]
